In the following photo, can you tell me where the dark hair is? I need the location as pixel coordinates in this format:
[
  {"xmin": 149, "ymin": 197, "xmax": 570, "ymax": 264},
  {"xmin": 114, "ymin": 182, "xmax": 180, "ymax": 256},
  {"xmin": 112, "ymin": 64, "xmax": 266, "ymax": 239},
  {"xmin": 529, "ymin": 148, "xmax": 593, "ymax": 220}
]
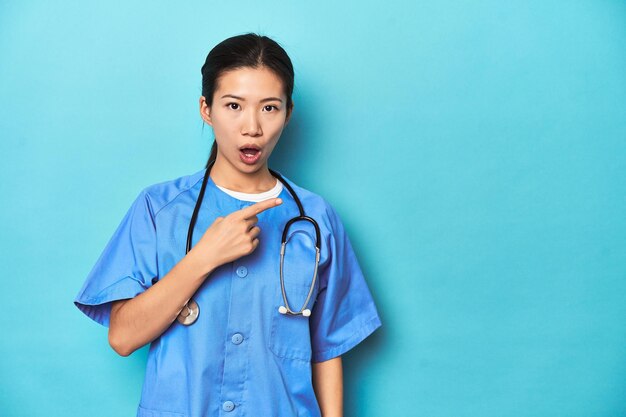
[{"xmin": 201, "ymin": 33, "xmax": 295, "ymax": 168}]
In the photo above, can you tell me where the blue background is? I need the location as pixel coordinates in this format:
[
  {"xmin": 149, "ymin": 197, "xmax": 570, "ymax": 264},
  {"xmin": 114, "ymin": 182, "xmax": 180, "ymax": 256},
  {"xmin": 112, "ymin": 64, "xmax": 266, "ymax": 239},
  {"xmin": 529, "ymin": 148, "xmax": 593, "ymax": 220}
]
[{"xmin": 1, "ymin": 1, "xmax": 625, "ymax": 416}]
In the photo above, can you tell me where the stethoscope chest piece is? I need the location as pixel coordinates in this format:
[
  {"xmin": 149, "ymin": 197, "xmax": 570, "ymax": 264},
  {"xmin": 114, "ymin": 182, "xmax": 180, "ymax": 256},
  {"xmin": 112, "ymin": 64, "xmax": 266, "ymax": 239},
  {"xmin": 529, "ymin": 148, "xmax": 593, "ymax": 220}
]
[{"xmin": 177, "ymin": 298, "xmax": 199, "ymax": 325}]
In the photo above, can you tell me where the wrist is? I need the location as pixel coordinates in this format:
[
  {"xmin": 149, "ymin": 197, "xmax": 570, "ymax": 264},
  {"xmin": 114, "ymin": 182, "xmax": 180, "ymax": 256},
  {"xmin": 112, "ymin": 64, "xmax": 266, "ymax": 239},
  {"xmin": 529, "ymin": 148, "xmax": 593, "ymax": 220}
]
[{"xmin": 186, "ymin": 247, "xmax": 218, "ymax": 278}]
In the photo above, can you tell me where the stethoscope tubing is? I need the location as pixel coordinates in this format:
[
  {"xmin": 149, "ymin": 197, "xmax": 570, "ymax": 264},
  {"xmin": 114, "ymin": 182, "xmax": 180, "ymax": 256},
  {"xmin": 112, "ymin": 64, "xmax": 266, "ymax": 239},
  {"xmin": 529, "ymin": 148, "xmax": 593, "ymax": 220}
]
[{"xmin": 177, "ymin": 160, "xmax": 321, "ymax": 325}]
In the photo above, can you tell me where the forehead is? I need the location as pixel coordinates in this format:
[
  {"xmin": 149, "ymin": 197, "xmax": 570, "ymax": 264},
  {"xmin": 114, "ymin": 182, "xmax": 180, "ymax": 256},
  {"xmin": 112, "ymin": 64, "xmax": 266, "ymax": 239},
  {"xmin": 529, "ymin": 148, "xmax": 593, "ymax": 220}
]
[{"xmin": 215, "ymin": 66, "xmax": 285, "ymax": 98}]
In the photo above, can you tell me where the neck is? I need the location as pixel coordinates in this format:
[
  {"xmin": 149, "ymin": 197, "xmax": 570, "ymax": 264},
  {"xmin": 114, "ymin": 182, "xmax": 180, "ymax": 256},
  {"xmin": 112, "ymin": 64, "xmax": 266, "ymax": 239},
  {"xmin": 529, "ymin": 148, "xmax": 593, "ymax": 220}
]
[{"xmin": 209, "ymin": 153, "xmax": 277, "ymax": 193}]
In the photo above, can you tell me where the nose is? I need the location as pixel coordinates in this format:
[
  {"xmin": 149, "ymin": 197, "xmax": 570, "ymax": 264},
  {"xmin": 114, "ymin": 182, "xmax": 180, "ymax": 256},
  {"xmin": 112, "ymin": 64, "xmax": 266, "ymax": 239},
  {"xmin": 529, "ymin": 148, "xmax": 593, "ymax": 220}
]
[{"xmin": 241, "ymin": 109, "xmax": 262, "ymax": 136}]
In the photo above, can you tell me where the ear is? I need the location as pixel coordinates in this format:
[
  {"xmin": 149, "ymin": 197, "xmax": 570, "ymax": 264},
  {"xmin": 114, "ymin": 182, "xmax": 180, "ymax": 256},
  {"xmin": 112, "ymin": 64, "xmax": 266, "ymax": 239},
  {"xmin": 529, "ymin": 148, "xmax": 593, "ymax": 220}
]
[{"xmin": 200, "ymin": 96, "xmax": 213, "ymax": 126}]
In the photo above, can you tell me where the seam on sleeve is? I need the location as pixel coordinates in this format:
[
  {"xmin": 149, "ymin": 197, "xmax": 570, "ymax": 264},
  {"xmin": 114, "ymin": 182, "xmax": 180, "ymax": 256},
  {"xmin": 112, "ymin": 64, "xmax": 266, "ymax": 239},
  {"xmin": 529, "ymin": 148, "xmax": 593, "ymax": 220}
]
[
  {"xmin": 311, "ymin": 314, "xmax": 382, "ymax": 363},
  {"xmin": 151, "ymin": 174, "xmax": 205, "ymax": 219},
  {"xmin": 74, "ymin": 276, "xmax": 149, "ymax": 327}
]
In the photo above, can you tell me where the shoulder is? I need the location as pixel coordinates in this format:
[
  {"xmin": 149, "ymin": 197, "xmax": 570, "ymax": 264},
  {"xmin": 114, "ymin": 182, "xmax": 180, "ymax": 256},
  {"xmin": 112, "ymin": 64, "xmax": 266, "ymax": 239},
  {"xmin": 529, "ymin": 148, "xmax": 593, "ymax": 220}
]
[{"xmin": 138, "ymin": 168, "xmax": 206, "ymax": 217}]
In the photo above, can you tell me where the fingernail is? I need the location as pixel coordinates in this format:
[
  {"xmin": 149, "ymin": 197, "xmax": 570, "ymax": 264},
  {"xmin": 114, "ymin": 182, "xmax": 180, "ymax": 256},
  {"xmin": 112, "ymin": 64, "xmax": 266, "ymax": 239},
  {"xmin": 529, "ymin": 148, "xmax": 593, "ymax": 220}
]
[{"xmin": 276, "ymin": 198, "xmax": 282, "ymax": 204}]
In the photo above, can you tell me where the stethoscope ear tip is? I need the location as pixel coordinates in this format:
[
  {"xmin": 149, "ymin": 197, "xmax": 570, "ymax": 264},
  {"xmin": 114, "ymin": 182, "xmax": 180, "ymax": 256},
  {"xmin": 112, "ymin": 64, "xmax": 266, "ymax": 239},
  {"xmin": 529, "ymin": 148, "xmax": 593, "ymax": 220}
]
[{"xmin": 278, "ymin": 306, "xmax": 311, "ymax": 317}]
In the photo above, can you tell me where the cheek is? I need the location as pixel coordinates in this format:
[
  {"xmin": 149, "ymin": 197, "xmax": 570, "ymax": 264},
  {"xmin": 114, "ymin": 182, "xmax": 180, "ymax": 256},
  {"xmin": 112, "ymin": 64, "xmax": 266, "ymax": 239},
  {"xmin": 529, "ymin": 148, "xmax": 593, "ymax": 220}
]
[
  {"xmin": 211, "ymin": 114, "xmax": 239, "ymax": 138},
  {"xmin": 265, "ymin": 117, "xmax": 287, "ymax": 136}
]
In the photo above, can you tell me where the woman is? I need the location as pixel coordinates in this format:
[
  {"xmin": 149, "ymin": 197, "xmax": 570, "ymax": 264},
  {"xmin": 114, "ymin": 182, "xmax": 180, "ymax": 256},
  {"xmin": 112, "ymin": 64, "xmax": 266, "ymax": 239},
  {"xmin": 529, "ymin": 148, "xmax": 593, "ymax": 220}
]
[{"xmin": 74, "ymin": 33, "xmax": 382, "ymax": 417}]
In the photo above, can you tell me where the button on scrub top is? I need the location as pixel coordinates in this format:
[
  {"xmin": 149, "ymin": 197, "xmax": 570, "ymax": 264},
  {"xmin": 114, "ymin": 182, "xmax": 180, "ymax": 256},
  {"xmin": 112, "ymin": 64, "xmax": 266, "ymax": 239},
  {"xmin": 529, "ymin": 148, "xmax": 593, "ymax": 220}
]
[{"xmin": 73, "ymin": 169, "xmax": 382, "ymax": 417}]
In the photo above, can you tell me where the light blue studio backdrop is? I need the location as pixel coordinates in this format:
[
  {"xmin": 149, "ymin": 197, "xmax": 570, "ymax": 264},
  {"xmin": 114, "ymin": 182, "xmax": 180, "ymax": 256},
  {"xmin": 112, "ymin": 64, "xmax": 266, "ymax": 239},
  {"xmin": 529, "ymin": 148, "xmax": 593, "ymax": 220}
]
[{"xmin": 0, "ymin": 1, "xmax": 625, "ymax": 416}]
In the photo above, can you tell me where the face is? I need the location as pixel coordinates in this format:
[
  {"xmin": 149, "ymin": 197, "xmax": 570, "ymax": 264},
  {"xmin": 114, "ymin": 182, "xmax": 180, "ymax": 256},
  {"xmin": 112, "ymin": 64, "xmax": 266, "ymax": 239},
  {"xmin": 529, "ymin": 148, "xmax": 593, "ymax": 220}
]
[{"xmin": 200, "ymin": 66, "xmax": 292, "ymax": 174}]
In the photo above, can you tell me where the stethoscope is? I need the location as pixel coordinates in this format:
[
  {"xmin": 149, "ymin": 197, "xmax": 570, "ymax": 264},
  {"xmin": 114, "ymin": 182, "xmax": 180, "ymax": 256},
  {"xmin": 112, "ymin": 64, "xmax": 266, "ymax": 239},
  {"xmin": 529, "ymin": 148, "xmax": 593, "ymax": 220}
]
[{"xmin": 176, "ymin": 159, "xmax": 321, "ymax": 325}]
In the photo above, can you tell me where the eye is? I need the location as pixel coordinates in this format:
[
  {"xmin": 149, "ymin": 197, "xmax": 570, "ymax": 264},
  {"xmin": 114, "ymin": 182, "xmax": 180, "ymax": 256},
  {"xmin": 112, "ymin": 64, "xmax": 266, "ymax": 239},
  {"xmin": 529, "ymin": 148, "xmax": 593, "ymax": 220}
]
[
  {"xmin": 263, "ymin": 105, "xmax": 279, "ymax": 112},
  {"xmin": 227, "ymin": 102, "xmax": 240, "ymax": 110}
]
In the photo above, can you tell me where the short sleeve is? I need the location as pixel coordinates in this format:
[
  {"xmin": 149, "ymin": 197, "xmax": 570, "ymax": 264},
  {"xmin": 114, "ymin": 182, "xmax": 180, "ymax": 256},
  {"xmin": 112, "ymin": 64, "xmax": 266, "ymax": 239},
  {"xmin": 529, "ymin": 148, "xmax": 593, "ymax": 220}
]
[
  {"xmin": 309, "ymin": 204, "xmax": 382, "ymax": 363},
  {"xmin": 73, "ymin": 189, "xmax": 159, "ymax": 327}
]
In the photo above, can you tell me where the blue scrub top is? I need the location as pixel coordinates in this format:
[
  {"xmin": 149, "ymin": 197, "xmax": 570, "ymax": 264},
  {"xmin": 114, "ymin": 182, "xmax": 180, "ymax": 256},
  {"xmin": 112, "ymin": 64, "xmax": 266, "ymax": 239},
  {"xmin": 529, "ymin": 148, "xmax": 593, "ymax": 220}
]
[{"xmin": 74, "ymin": 168, "xmax": 382, "ymax": 417}]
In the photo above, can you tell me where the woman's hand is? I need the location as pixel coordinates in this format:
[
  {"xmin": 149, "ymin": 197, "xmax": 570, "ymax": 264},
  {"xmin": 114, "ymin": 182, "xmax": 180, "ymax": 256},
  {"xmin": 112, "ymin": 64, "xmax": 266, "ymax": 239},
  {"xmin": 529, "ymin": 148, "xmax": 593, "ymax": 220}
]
[{"xmin": 190, "ymin": 197, "xmax": 283, "ymax": 272}]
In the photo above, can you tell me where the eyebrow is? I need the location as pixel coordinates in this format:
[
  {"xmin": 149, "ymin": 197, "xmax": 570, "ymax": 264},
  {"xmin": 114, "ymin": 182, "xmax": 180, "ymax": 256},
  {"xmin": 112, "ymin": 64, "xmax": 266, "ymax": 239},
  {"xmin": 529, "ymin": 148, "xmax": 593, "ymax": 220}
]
[{"xmin": 220, "ymin": 94, "xmax": 283, "ymax": 103}]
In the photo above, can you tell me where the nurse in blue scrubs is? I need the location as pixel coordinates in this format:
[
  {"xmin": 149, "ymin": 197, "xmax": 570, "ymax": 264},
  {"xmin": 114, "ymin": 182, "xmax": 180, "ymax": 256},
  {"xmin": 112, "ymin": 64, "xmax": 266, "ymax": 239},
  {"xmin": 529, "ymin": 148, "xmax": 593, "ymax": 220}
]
[{"xmin": 74, "ymin": 33, "xmax": 382, "ymax": 417}]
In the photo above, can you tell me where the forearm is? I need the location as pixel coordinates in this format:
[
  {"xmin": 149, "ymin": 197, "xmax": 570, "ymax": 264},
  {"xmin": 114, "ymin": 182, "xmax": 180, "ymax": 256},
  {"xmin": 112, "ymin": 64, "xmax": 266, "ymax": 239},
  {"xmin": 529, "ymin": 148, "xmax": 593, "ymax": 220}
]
[
  {"xmin": 108, "ymin": 248, "xmax": 217, "ymax": 356},
  {"xmin": 312, "ymin": 356, "xmax": 343, "ymax": 417}
]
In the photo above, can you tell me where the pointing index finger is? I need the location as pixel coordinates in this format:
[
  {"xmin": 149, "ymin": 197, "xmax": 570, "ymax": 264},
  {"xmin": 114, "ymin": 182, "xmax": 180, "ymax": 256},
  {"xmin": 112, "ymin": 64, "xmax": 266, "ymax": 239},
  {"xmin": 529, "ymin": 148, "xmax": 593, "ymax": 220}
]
[{"xmin": 241, "ymin": 198, "xmax": 283, "ymax": 219}]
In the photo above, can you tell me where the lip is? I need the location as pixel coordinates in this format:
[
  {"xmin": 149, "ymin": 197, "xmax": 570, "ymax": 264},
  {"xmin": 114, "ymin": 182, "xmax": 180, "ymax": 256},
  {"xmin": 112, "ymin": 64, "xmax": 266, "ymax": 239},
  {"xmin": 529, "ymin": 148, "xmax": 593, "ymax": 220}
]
[{"xmin": 239, "ymin": 143, "xmax": 261, "ymax": 151}]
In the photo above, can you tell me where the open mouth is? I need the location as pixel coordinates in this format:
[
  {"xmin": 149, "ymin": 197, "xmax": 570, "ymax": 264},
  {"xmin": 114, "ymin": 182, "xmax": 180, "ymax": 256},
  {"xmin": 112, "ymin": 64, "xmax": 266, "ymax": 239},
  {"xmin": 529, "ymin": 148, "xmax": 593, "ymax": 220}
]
[
  {"xmin": 239, "ymin": 145, "xmax": 262, "ymax": 164},
  {"xmin": 240, "ymin": 147, "xmax": 260, "ymax": 157}
]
